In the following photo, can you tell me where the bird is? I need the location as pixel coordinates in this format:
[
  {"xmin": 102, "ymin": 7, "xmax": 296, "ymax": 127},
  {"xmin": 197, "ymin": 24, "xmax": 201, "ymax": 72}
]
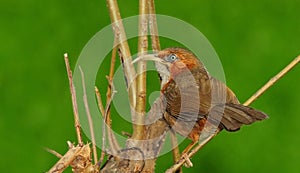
[{"xmin": 134, "ymin": 47, "xmax": 268, "ymax": 153}]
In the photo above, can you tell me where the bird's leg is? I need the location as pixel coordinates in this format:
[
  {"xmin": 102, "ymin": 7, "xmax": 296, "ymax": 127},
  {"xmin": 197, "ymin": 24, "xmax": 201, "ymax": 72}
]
[
  {"xmin": 181, "ymin": 141, "xmax": 197, "ymax": 155},
  {"xmin": 180, "ymin": 141, "xmax": 198, "ymax": 168}
]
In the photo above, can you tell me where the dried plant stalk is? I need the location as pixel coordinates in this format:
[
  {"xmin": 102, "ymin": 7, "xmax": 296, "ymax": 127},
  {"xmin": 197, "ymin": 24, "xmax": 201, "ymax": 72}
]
[
  {"xmin": 132, "ymin": 0, "xmax": 149, "ymax": 140},
  {"xmin": 79, "ymin": 67, "xmax": 98, "ymax": 164},
  {"xmin": 95, "ymin": 43, "xmax": 121, "ymax": 165},
  {"xmin": 244, "ymin": 55, "xmax": 300, "ymax": 106},
  {"xmin": 149, "ymin": 0, "xmax": 161, "ymax": 52},
  {"xmin": 48, "ymin": 55, "xmax": 98, "ymax": 173},
  {"xmin": 106, "ymin": 0, "xmax": 137, "ymax": 105},
  {"xmin": 64, "ymin": 53, "xmax": 83, "ymax": 146},
  {"xmin": 94, "ymin": 87, "xmax": 107, "ymax": 166}
]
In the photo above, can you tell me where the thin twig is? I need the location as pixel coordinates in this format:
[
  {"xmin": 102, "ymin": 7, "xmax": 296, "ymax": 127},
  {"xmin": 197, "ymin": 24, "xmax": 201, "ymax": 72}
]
[
  {"xmin": 105, "ymin": 42, "xmax": 118, "ymax": 145},
  {"xmin": 105, "ymin": 77, "xmax": 120, "ymax": 152},
  {"xmin": 64, "ymin": 53, "xmax": 83, "ymax": 146},
  {"xmin": 95, "ymin": 87, "xmax": 105, "ymax": 116},
  {"xmin": 79, "ymin": 66, "xmax": 98, "ymax": 164},
  {"xmin": 95, "ymin": 87, "xmax": 106, "ymax": 166},
  {"xmin": 45, "ymin": 148, "xmax": 63, "ymax": 158},
  {"xmin": 95, "ymin": 42, "xmax": 119, "ymax": 166},
  {"xmin": 244, "ymin": 55, "xmax": 300, "ymax": 106},
  {"xmin": 96, "ymin": 77, "xmax": 120, "ymax": 161}
]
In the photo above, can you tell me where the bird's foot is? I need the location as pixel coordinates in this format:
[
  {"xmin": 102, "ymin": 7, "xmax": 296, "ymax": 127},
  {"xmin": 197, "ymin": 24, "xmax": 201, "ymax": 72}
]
[{"xmin": 182, "ymin": 153, "xmax": 193, "ymax": 168}]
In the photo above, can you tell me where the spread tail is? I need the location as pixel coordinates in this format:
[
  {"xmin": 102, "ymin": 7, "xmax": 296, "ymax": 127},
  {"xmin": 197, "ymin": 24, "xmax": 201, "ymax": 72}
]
[{"xmin": 209, "ymin": 103, "xmax": 269, "ymax": 131}]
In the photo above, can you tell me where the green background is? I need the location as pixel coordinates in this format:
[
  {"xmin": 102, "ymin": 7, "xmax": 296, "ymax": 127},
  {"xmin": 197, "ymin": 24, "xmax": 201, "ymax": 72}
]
[{"xmin": 1, "ymin": 0, "xmax": 300, "ymax": 172}]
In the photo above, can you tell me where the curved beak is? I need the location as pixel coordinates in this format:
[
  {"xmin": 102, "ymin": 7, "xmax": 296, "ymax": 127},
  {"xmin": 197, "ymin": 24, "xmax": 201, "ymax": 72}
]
[{"xmin": 132, "ymin": 54, "xmax": 166, "ymax": 65}]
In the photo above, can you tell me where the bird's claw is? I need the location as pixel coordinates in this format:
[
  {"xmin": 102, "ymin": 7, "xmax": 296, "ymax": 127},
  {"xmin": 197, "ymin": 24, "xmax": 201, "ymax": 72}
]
[{"xmin": 182, "ymin": 153, "xmax": 193, "ymax": 168}]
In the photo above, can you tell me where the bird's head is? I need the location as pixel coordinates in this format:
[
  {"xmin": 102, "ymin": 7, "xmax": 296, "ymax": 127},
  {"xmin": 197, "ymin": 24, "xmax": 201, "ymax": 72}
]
[{"xmin": 133, "ymin": 47, "xmax": 206, "ymax": 79}]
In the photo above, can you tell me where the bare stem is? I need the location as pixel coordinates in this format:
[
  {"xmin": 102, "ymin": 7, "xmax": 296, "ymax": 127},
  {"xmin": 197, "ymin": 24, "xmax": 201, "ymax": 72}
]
[
  {"xmin": 148, "ymin": 0, "xmax": 161, "ymax": 52},
  {"xmin": 64, "ymin": 53, "xmax": 83, "ymax": 147},
  {"xmin": 79, "ymin": 66, "xmax": 98, "ymax": 164},
  {"xmin": 244, "ymin": 55, "xmax": 300, "ymax": 106},
  {"xmin": 132, "ymin": 0, "xmax": 149, "ymax": 140},
  {"xmin": 106, "ymin": 0, "xmax": 136, "ymax": 104},
  {"xmin": 95, "ymin": 87, "xmax": 105, "ymax": 116},
  {"xmin": 45, "ymin": 148, "xmax": 63, "ymax": 158},
  {"xmin": 95, "ymin": 87, "xmax": 106, "ymax": 166},
  {"xmin": 106, "ymin": 0, "xmax": 138, "ymax": 137},
  {"xmin": 104, "ymin": 77, "xmax": 120, "ymax": 155}
]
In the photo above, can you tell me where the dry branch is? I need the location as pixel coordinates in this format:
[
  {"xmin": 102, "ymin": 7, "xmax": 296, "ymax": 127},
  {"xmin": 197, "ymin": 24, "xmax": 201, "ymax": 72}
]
[
  {"xmin": 244, "ymin": 55, "xmax": 300, "ymax": 106},
  {"xmin": 94, "ymin": 87, "xmax": 107, "ymax": 166},
  {"xmin": 132, "ymin": 0, "xmax": 149, "ymax": 140},
  {"xmin": 148, "ymin": 0, "xmax": 161, "ymax": 52},
  {"xmin": 106, "ymin": 0, "xmax": 137, "ymax": 106},
  {"xmin": 64, "ymin": 53, "xmax": 83, "ymax": 146},
  {"xmin": 79, "ymin": 67, "xmax": 98, "ymax": 164},
  {"xmin": 48, "ymin": 55, "xmax": 98, "ymax": 173}
]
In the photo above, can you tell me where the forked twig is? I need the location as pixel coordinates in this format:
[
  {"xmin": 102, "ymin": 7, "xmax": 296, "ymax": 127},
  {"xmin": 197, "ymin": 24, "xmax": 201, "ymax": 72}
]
[
  {"xmin": 166, "ymin": 55, "xmax": 300, "ymax": 172},
  {"xmin": 64, "ymin": 53, "xmax": 83, "ymax": 146},
  {"xmin": 79, "ymin": 66, "xmax": 98, "ymax": 164}
]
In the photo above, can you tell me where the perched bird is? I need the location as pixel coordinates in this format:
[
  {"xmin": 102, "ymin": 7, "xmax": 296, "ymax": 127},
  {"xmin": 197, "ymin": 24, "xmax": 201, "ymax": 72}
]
[{"xmin": 134, "ymin": 47, "xmax": 268, "ymax": 149}]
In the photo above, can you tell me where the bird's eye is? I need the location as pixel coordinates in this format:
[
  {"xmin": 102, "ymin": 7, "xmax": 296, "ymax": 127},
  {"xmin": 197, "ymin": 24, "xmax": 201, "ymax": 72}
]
[{"xmin": 167, "ymin": 54, "xmax": 178, "ymax": 62}]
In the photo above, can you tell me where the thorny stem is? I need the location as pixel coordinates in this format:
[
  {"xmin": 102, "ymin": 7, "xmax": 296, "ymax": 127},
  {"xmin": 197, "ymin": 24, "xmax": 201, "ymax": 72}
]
[
  {"xmin": 64, "ymin": 53, "xmax": 83, "ymax": 147},
  {"xmin": 167, "ymin": 54, "xmax": 300, "ymax": 172},
  {"xmin": 79, "ymin": 66, "xmax": 98, "ymax": 164}
]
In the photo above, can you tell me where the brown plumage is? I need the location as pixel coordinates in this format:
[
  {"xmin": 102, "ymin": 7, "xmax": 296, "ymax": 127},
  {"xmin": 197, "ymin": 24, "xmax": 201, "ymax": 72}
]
[{"xmin": 150, "ymin": 47, "xmax": 268, "ymax": 142}]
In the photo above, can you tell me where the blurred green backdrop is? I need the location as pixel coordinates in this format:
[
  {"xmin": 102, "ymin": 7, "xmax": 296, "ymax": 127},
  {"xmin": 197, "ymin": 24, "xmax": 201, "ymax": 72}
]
[{"xmin": 1, "ymin": 0, "xmax": 300, "ymax": 172}]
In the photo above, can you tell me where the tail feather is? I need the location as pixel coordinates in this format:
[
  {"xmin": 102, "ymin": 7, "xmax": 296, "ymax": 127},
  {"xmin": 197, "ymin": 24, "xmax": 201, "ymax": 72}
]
[{"xmin": 209, "ymin": 104, "xmax": 269, "ymax": 131}]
